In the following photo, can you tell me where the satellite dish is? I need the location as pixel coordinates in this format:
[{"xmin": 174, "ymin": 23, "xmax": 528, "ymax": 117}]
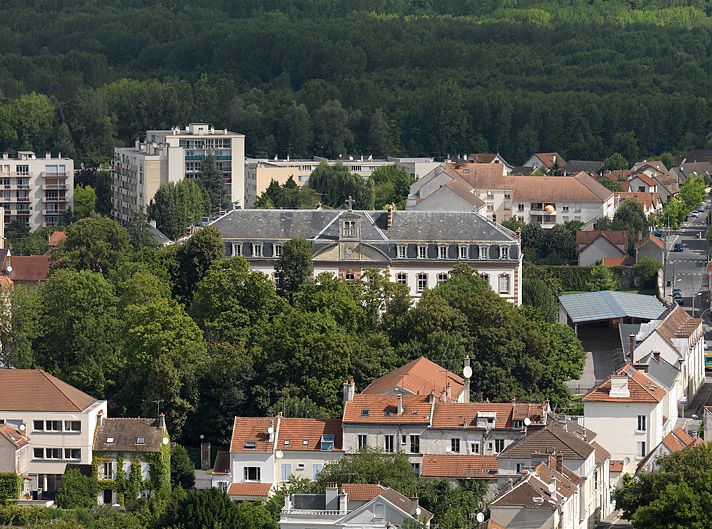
[
  {"xmin": 276, "ymin": 450, "xmax": 284, "ymax": 459},
  {"xmin": 415, "ymin": 507, "xmax": 422, "ymax": 516},
  {"xmin": 19, "ymin": 423, "xmax": 26, "ymax": 432},
  {"xmin": 445, "ymin": 446, "xmax": 451, "ymax": 453},
  {"xmin": 462, "ymin": 366, "xmax": 473, "ymax": 379},
  {"xmin": 544, "ymin": 204, "xmax": 555, "ymax": 214},
  {"xmin": 5, "ymin": 265, "xmax": 12, "ymax": 274},
  {"xmin": 524, "ymin": 418, "xmax": 532, "ymax": 426},
  {"xmin": 476, "ymin": 513, "xmax": 485, "ymax": 523},
  {"xmin": 162, "ymin": 437, "xmax": 169, "ymax": 445},
  {"xmin": 623, "ymin": 457, "xmax": 630, "ymax": 465}
]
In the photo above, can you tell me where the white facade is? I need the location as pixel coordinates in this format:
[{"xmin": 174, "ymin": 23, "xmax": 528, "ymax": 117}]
[
  {"xmin": 0, "ymin": 151, "xmax": 74, "ymax": 230},
  {"xmin": 113, "ymin": 123, "xmax": 245, "ymax": 221},
  {"xmin": 0, "ymin": 401, "xmax": 107, "ymax": 494}
]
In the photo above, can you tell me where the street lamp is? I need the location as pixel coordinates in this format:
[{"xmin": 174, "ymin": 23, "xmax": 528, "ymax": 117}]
[{"xmin": 694, "ymin": 292, "xmax": 703, "ymax": 317}]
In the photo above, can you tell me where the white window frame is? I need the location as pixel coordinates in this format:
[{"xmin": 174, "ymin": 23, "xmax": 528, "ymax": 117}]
[
  {"xmin": 436, "ymin": 272, "xmax": 448, "ymax": 284},
  {"xmin": 252, "ymin": 244, "xmax": 263, "ymax": 257},
  {"xmin": 395, "ymin": 272, "xmax": 407, "ymax": 285},
  {"xmin": 637, "ymin": 441, "xmax": 647, "ymax": 458},
  {"xmin": 397, "ymin": 245, "xmax": 407, "ymax": 259},
  {"xmin": 416, "ymin": 273, "xmax": 428, "ymax": 293},
  {"xmin": 500, "ymin": 246, "xmax": 509, "ymax": 259},
  {"xmin": 451, "ymin": 438, "xmax": 461, "ymax": 453},
  {"xmin": 232, "ymin": 243, "xmax": 242, "ymax": 256},
  {"xmin": 470, "ymin": 442, "xmax": 480, "ymax": 454},
  {"xmin": 495, "ymin": 439, "xmax": 505, "ymax": 453},
  {"xmin": 274, "ymin": 244, "xmax": 283, "ymax": 258},
  {"xmin": 498, "ymin": 274, "xmax": 511, "ymax": 294},
  {"xmin": 479, "ymin": 245, "xmax": 489, "ymax": 259},
  {"xmin": 637, "ymin": 415, "xmax": 647, "ymax": 432},
  {"xmin": 384, "ymin": 435, "xmax": 395, "ymax": 453},
  {"xmin": 459, "ymin": 245, "xmax": 469, "ymax": 259},
  {"xmin": 438, "ymin": 245, "xmax": 448, "ymax": 259},
  {"xmin": 357, "ymin": 434, "xmax": 367, "ymax": 450},
  {"xmin": 417, "ymin": 245, "xmax": 427, "ymax": 259},
  {"xmin": 244, "ymin": 466, "xmax": 261, "ymax": 481}
]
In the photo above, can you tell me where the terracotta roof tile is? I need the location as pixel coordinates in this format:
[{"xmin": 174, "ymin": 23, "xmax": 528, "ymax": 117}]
[
  {"xmin": 421, "ymin": 455, "xmax": 498, "ymax": 479},
  {"xmin": 431, "ymin": 402, "xmax": 546, "ymax": 429},
  {"xmin": 93, "ymin": 417, "xmax": 167, "ymax": 452},
  {"xmin": 343, "ymin": 394, "xmax": 432, "ymax": 424},
  {"xmin": 48, "ymin": 231, "xmax": 67, "ymax": 247},
  {"xmin": 576, "ymin": 230, "xmax": 628, "ymax": 251},
  {"xmin": 601, "ymin": 257, "xmax": 634, "ymax": 267},
  {"xmin": 486, "ymin": 520, "xmax": 506, "ymax": 529},
  {"xmin": 635, "ymin": 235, "xmax": 665, "ymax": 250},
  {"xmin": 616, "ymin": 192, "xmax": 662, "ymax": 212},
  {"xmin": 532, "ymin": 152, "xmax": 567, "ymax": 169},
  {"xmin": 610, "ymin": 460, "xmax": 624, "ymax": 472},
  {"xmin": 471, "ymin": 153, "xmax": 498, "ymax": 163},
  {"xmin": 362, "ymin": 357, "xmax": 465, "ymax": 399},
  {"xmin": 583, "ymin": 365, "xmax": 666, "ymax": 403},
  {"xmin": 276, "ymin": 418, "xmax": 342, "ymax": 452},
  {"xmin": 661, "ymin": 428, "xmax": 695, "ymax": 453},
  {"xmin": 592, "ymin": 442, "xmax": 611, "ymax": 466},
  {"xmin": 534, "ymin": 462, "xmax": 579, "ymax": 497},
  {"xmin": 656, "ymin": 305, "xmax": 701, "ymax": 341},
  {"xmin": 0, "ymin": 369, "xmax": 100, "ymax": 412},
  {"xmin": 230, "ymin": 417, "xmax": 274, "ymax": 453},
  {"xmin": 630, "ymin": 173, "xmax": 656, "ymax": 186},
  {"xmin": 227, "ymin": 482, "xmax": 272, "ymax": 497},
  {"xmin": 8, "ymin": 255, "xmax": 50, "ymax": 282},
  {"xmin": 0, "ymin": 424, "xmax": 29, "ymax": 448}
]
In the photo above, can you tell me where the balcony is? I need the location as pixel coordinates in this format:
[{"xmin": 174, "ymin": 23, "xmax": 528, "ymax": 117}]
[
  {"xmin": 42, "ymin": 197, "xmax": 67, "ymax": 203},
  {"xmin": 39, "ymin": 172, "xmax": 69, "ymax": 178},
  {"xmin": 43, "ymin": 184, "xmax": 67, "ymax": 190},
  {"xmin": 43, "ymin": 210, "xmax": 66, "ymax": 216}
]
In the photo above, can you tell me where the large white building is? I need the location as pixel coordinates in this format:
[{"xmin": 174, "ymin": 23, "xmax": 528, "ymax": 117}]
[
  {"xmin": 112, "ymin": 123, "xmax": 245, "ymax": 222},
  {"xmin": 408, "ymin": 163, "xmax": 615, "ymax": 228},
  {"xmin": 245, "ymin": 156, "xmax": 439, "ymax": 207},
  {"xmin": 208, "ymin": 206, "xmax": 524, "ymax": 304},
  {"xmin": 0, "ymin": 151, "xmax": 74, "ymax": 230},
  {"xmin": 0, "ymin": 369, "xmax": 107, "ymax": 498}
]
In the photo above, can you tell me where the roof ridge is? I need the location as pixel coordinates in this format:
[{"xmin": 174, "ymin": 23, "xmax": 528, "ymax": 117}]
[{"xmin": 39, "ymin": 370, "xmax": 83, "ymax": 411}]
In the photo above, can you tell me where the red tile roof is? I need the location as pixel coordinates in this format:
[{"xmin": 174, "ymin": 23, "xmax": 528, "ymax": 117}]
[
  {"xmin": 227, "ymin": 482, "xmax": 272, "ymax": 497},
  {"xmin": 343, "ymin": 394, "xmax": 432, "ymax": 424},
  {"xmin": 431, "ymin": 402, "xmax": 546, "ymax": 429},
  {"xmin": 362, "ymin": 356, "xmax": 464, "ymax": 400},
  {"xmin": 0, "ymin": 275, "xmax": 13, "ymax": 289},
  {"xmin": 630, "ymin": 173, "xmax": 656, "ymax": 187},
  {"xmin": 8, "ymin": 255, "xmax": 51, "ymax": 282},
  {"xmin": 230, "ymin": 416, "xmax": 342, "ymax": 453},
  {"xmin": 471, "ymin": 153, "xmax": 498, "ymax": 163},
  {"xmin": 533, "ymin": 152, "xmax": 567, "ymax": 169},
  {"xmin": 616, "ymin": 192, "xmax": 662, "ymax": 212},
  {"xmin": 0, "ymin": 369, "xmax": 100, "ymax": 412},
  {"xmin": 601, "ymin": 257, "xmax": 634, "ymax": 267},
  {"xmin": 661, "ymin": 427, "xmax": 695, "ymax": 453},
  {"xmin": 421, "ymin": 455, "xmax": 498, "ymax": 479},
  {"xmin": 486, "ymin": 520, "xmax": 506, "ymax": 529},
  {"xmin": 0, "ymin": 424, "xmax": 29, "ymax": 448},
  {"xmin": 576, "ymin": 230, "xmax": 628, "ymax": 252},
  {"xmin": 656, "ymin": 305, "xmax": 701, "ymax": 341},
  {"xmin": 276, "ymin": 418, "xmax": 342, "ymax": 451},
  {"xmin": 48, "ymin": 231, "xmax": 67, "ymax": 247},
  {"xmin": 635, "ymin": 235, "xmax": 665, "ymax": 250},
  {"xmin": 610, "ymin": 460, "xmax": 624, "ymax": 473},
  {"xmin": 583, "ymin": 365, "xmax": 666, "ymax": 403}
]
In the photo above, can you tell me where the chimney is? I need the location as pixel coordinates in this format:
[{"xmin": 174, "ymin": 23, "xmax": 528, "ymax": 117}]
[
  {"xmin": 150, "ymin": 219, "xmax": 157, "ymax": 228},
  {"xmin": 325, "ymin": 483, "xmax": 339, "ymax": 510},
  {"xmin": 2, "ymin": 153, "xmax": 8, "ymax": 160},
  {"xmin": 339, "ymin": 488, "xmax": 348, "ymax": 514},
  {"xmin": 97, "ymin": 410, "xmax": 104, "ymax": 428},
  {"xmin": 45, "ymin": 152, "xmax": 50, "ymax": 159},
  {"xmin": 555, "ymin": 452, "xmax": 564, "ymax": 474},
  {"xmin": 387, "ymin": 204, "xmax": 394, "ymax": 229},
  {"xmin": 629, "ymin": 334, "xmax": 636, "ymax": 364},
  {"xmin": 284, "ymin": 494, "xmax": 292, "ymax": 512},
  {"xmin": 609, "ymin": 375, "xmax": 630, "ymax": 398},
  {"xmin": 158, "ymin": 413, "xmax": 166, "ymax": 430},
  {"xmin": 428, "ymin": 392, "xmax": 435, "ymax": 404},
  {"xmin": 410, "ymin": 492, "xmax": 419, "ymax": 515},
  {"xmin": 463, "ymin": 356, "xmax": 471, "ymax": 403},
  {"xmin": 342, "ymin": 378, "xmax": 355, "ymax": 405},
  {"xmin": 397, "ymin": 393, "xmax": 404, "ymax": 415},
  {"xmin": 446, "ymin": 383, "xmax": 452, "ymax": 401},
  {"xmin": 653, "ymin": 351, "xmax": 661, "ymax": 363}
]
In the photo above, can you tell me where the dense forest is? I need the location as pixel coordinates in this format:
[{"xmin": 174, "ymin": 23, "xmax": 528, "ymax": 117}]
[{"xmin": 2, "ymin": 0, "xmax": 712, "ymax": 167}]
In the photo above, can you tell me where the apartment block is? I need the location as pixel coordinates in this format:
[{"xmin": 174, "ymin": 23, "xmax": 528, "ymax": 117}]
[
  {"xmin": 0, "ymin": 151, "xmax": 74, "ymax": 230},
  {"xmin": 112, "ymin": 123, "xmax": 245, "ymax": 222}
]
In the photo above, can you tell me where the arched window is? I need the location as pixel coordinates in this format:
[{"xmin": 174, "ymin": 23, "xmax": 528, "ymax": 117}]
[{"xmin": 498, "ymin": 274, "xmax": 511, "ymax": 294}]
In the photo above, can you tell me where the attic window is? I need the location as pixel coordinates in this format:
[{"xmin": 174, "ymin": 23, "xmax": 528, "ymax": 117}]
[
  {"xmin": 136, "ymin": 437, "xmax": 145, "ymax": 445},
  {"xmin": 283, "ymin": 439, "xmax": 290, "ymax": 446},
  {"xmin": 361, "ymin": 409, "xmax": 370, "ymax": 417},
  {"xmin": 244, "ymin": 440, "xmax": 256, "ymax": 449},
  {"xmin": 321, "ymin": 434, "xmax": 335, "ymax": 451},
  {"xmin": 302, "ymin": 439, "xmax": 309, "ymax": 446},
  {"xmin": 384, "ymin": 410, "xmax": 392, "ymax": 417},
  {"xmin": 106, "ymin": 437, "xmax": 114, "ymax": 443}
]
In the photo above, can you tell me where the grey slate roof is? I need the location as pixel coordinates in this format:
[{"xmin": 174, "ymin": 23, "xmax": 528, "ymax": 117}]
[
  {"xmin": 93, "ymin": 418, "xmax": 167, "ymax": 453},
  {"xmin": 499, "ymin": 424, "xmax": 595, "ymax": 460},
  {"xmin": 148, "ymin": 224, "xmax": 172, "ymax": 245},
  {"xmin": 210, "ymin": 209, "xmax": 516, "ymax": 243},
  {"xmin": 565, "ymin": 160, "xmax": 604, "ymax": 174},
  {"xmin": 559, "ymin": 291, "xmax": 666, "ymax": 324},
  {"xmin": 639, "ymin": 353, "xmax": 679, "ymax": 390}
]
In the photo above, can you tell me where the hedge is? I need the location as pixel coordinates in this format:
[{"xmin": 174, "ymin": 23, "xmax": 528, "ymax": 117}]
[
  {"xmin": 0, "ymin": 473, "xmax": 22, "ymax": 503},
  {"xmin": 524, "ymin": 263, "xmax": 630, "ymax": 292}
]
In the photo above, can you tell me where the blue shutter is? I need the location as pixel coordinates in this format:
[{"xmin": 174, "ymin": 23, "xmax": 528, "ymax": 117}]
[{"xmin": 281, "ymin": 463, "xmax": 291, "ymax": 481}]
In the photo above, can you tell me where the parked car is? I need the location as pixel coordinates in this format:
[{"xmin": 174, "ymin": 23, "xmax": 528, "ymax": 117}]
[
  {"xmin": 690, "ymin": 211, "xmax": 701, "ymax": 218},
  {"xmin": 705, "ymin": 352, "xmax": 712, "ymax": 373},
  {"xmin": 673, "ymin": 242, "xmax": 683, "ymax": 252},
  {"xmin": 653, "ymin": 230, "xmax": 664, "ymax": 238},
  {"xmin": 674, "ymin": 296, "xmax": 684, "ymax": 305},
  {"xmin": 672, "ymin": 288, "xmax": 682, "ymax": 296}
]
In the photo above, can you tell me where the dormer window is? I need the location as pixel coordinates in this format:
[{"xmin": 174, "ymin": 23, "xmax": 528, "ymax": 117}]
[
  {"xmin": 479, "ymin": 245, "xmax": 489, "ymax": 259},
  {"xmin": 501, "ymin": 246, "xmax": 509, "ymax": 259},
  {"xmin": 320, "ymin": 434, "xmax": 335, "ymax": 451},
  {"xmin": 244, "ymin": 440, "xmax": 257, "ymax": 449},
  {"xmin": 284, "ymin": 439, "xmax": 290, "ymax": 445},
  {"xmin": 459, "ymin": 245, "xmax": 469, "ymax": 259},
  {"xmin": 136, "ymin": 437, "xmax": 145, "ymax": 445},
  {"xmin": 417, "ymin": 246, "xmax": 427, "ymax": 259},
  {"xmin": 343, "ymin": 220, "xmax": 357, "ymax": 237},
  {"xmin": 252, "ymin": 244, "xmax": 263, "ymax": 257},
  {"xmin": 302, "ymin": 439, "xmax": 309, "ymax": 446},
  {"xmin": 438, "ymin": 245, "xmax": 447, "ymax": 259},
  {"xmin": 361, "ymin": 409, "xmax": 370, "ymax": 416},
  {"xmin": 397, "ymin": 245, "xmax": 407, "ymax": 259}
]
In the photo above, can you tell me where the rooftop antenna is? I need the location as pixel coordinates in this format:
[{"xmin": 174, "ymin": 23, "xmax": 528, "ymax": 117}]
[{"xmin": 152, "ymin": 399, "xmax": 164, "ymax": 419}]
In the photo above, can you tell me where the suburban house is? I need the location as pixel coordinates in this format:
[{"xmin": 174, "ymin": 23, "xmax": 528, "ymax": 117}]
[
  {"xmin": 635, "ymin": 235, "xmax": 665, "ymax": 264},
  {"xmin": 0, "ymin": 369, "xmax": 107, "ymax": 498},
  {"xmin": 469, "ymin": 153, "xmax": 514, "ymax": 174},
  {"xmin": 209, "ymin": 205, "xmax": 524, "ymax": 304},
  {"xmin": 227, "ymin": 415, "xmax": 343, "ymax": 500},
  {"xmin": 631, "ymin": 161, "xmax": 668, "ymax": 178},
  {"xmin": 624, "ymin": 304, "xmax": 705, "ymax": 401},
  {"xmin": 280, "ymin": 483, "xmax": 432, "ymax": 529},
  {"xmin": 615, "ymin": 192, "xmax": 663, "ymax": 217},
  {"xmin": 575, "ymin": 231, "xmax": 628, "ymax": 266},
  {"xmin": 496, "ymin": 423, "xmax": 612, "ymax": 529},
  {"xmin": 0, "ymin": 252, "xmax": 51, "ymax": 286},
  {"xmin": 0, "ymin": 423, "xmax": 31, "ymax": 498},
  {"xmin": 583, "ymin": 365, "xmax": 667, "ymax": 477},
  {"xmin": 420, "ymin": 454, "xmax": 498, "ymax": 484},
  {"xmin": 627, "ymin": 173, "xmax": 657, "ymax": 193},
  {"xmin": 652, "ymin": 172, "xmax": 679, "ymax": 202},
  {"xmin": 636, "ymin": 427, "xmax": 701, "ymax": 473},
  {"xmin": 408, "ymin": 163, "xmax": 615, "ymax": 228},
  {"xmin": 93, "ymin": 416, "xmax": 170, "ymax": 505},
  {"xmin": 522, "ymin": 153, "xmax": 567, "ymax": 172}
]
